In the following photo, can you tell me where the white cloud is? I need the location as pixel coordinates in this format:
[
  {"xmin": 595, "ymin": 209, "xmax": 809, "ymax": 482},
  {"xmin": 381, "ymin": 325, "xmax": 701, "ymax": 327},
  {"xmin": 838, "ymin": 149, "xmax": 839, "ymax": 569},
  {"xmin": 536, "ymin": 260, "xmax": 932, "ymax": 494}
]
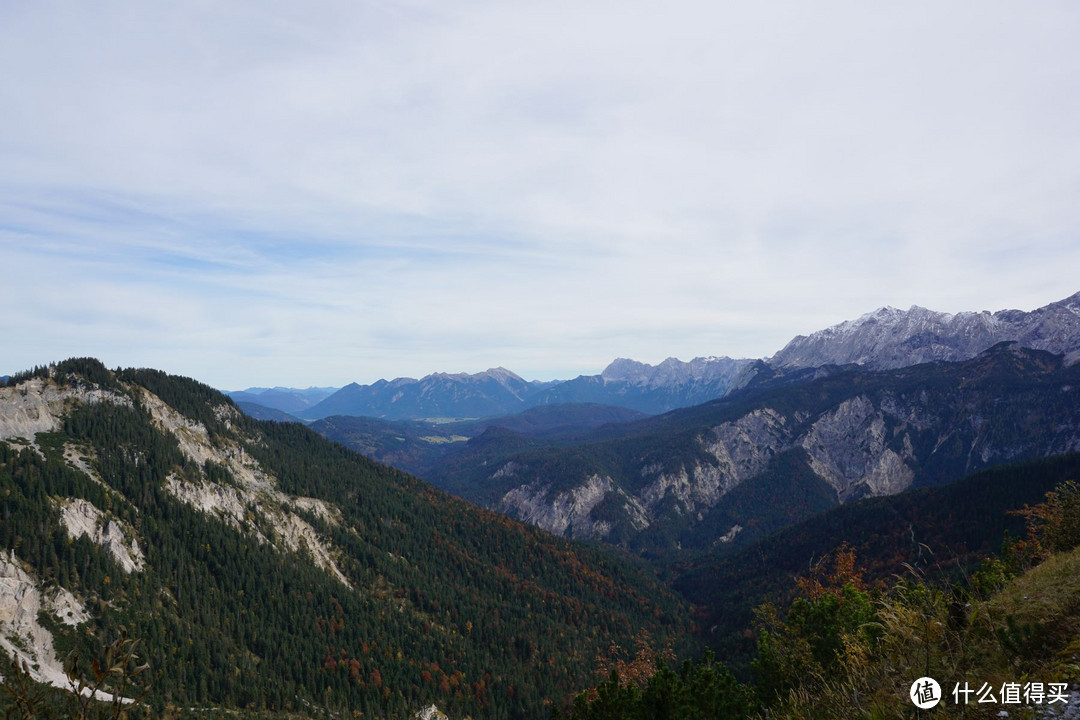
[{"xmin": 2, "ymin": 0, "xmax": 1079, "ymax": 387}]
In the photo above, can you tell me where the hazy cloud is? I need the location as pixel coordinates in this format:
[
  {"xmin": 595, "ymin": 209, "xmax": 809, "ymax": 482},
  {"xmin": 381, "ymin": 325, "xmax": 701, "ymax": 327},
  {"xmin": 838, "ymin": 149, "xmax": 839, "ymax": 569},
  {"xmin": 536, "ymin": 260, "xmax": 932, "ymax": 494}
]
[{"xmin": 2, "ymin": 1, "xmax": 1079, "ymax": 387}]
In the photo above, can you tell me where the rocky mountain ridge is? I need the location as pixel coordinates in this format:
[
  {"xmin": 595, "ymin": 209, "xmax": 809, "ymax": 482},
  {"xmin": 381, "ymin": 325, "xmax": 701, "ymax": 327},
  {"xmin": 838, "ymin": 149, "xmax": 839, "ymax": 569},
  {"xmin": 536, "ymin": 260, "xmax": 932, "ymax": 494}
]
[
  {"xmin": 426, "ymin": 344, "xmax": 1080, "ymax": 557},
  {"xmin": 771, "ymin": 291, "xmax": 1080, "ymax": 370},
  {"xmin": 0, "ymin": 373, "xmax": 355, "ymax": 689},
  {"xmin": 532, "ymin": 356, "xmax": 754, "ymax": 414},
  {"xmin": 233, "ymin": 292, "xmax": 1080, "ymax": 423},
  {"xmin": 299, "ymin": 357, "xmax": 755, "ymax": 420}
]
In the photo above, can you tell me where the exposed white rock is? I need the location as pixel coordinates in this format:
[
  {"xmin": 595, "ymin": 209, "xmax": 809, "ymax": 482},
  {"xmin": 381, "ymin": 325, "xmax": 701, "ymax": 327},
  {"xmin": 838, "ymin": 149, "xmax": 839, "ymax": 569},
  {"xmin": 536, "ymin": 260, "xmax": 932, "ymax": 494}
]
[
  {"xmin": 0, "ymin": 551, "xmax": 128, "ymax": 703},
  {"xmin": 164, "ymin": 473, "xmax": 350, "ymax": 586},
  {"xmin": 1, "ymin": 551, "xmax": 69, "ymax": 691},
  {"xmin": 640, "ymin": 463, "xmax": 727, "ymax": 516},
  {"xmin": 213, "ymin": 402, "xmax": 241, "ymax": 426},
  {"xmin": 45, "ymin": 585, "xmax": 89, "ymax": 626},
  {"xmin": 498, "ymin": 474, "xmax": 614, "ymax": 538},
  {"xmin": 414, "ymin": 704, "xmax": 450, "ymax": 720},
  {"xmin": 61, "ymin": 443, "xmax": 112, "ymax": 494},
  {"xmin": 629, "ymin": 408, "xmax": 791, "ymax": 526},
  {"xmin": 141, "ymin": 389, "xmax": 276, "ymax": 496},
  {"xmin": 489, "ymin": 393, "xmax": 926, "ymax": 542},
  {"xmin": 165, "ymin": 474, "xmax": 250, "ymax": 528},
  {"xmin": 289, "ymin": 496, "xmax": 342, "ymax": 525},
  {"xmin": 490, "ymin": 461, "xmax": 519, "ymax": 480},
  {"xmin": 717, "ymin": 524, "xmax": 743, "ymax": 544},
  {"xmin": 277, "ymin": 513, "xmax": 351, "ymax": 587},
  {"xmin": 617, "ymin": 488, "xmax": 651, "ymax": 531},
  {"xmin": 141, "ymin": 387, "xmax": 351, "ymax": 587},
  {"xmin": 878, "ymin": 393, "xmax": 939, "ymax": 431},
  {"xmin": 0, "ymin": 378, "xmax": 131, "ymax": 446},
  {"xmin": 58, "ymin": 498, "xmax": 145, "ymax": 573}
]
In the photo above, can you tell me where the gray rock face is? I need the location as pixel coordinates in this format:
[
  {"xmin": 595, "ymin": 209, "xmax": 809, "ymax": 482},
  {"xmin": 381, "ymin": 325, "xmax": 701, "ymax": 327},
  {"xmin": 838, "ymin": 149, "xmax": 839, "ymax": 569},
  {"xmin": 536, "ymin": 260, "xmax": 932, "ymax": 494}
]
[
  {"xmin": 640, "ymin": 463, "xmax": 726, "ymax": 520},
  {"xmin": 498, "ymin": 473, "xmax": 616, "ymax": 538},
  {"xmin": 702, "ymin": 408, "xmax": 793, "ymax": 486},
  {"xmin": 461, "ymin": 346, "xmax": 1080, "ymax": 550},
  {"xmin": 771, "ymin": 292, "xmax": 1080, "ymax": 370},
  {"xmin": 0, "ymin": 551, "xmax": 122, "ymax": 700},
  {"xmin": 501, "ymin": 396, "xmax": 919, "ymax": 541},
  {"xmin": 799, "ymin": 396, "xmax": 915, "ymax": 500},
  {"xmin": 0, "ymin": 378, "xmax": 132, "ymax": 446},
  {"xmin": 600, "ymin": 356, "xmax": 751, "ymax": 388},
  {"xmin": 537, "ymin": 356, "xmax": 755, "ymax": 414}
]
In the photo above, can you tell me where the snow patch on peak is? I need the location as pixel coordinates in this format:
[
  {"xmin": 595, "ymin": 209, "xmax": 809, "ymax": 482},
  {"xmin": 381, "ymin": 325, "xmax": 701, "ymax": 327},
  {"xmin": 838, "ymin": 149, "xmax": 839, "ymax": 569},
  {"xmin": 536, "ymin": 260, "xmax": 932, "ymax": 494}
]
[
  {"xmin": 771, "ymin": 292, "xmax": 1080, "ymax": 370},
  {"xmin": 600, "ymin": 356, "xmax": 750, "ymax": 387}
]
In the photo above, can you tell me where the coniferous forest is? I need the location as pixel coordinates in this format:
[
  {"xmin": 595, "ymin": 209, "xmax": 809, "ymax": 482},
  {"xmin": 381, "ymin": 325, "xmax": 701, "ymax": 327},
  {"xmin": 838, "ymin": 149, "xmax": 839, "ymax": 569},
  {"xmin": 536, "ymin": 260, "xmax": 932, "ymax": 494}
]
[
  {"xmin": 3, "ymin": 359, "xmax": 1080, "ymax": 720},
  {"xmin": 0, "ymin": 360, "xmax": 691, "ymax": 718}
]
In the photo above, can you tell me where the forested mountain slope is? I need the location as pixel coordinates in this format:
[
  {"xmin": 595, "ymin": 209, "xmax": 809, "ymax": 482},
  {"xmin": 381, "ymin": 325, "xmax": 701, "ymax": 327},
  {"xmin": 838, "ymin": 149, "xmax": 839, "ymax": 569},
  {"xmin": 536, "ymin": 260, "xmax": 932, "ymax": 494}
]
[
  {"xmin": 671, "ymin": 452, "xmax": 1080, "ymax": 666},
  {"xmin": 309, "ymin": 403, "xmax": 647, "ymax": 478},
  {"xmin": 0, "ymin": 359, "xmax": 692, "ymax": 719}
]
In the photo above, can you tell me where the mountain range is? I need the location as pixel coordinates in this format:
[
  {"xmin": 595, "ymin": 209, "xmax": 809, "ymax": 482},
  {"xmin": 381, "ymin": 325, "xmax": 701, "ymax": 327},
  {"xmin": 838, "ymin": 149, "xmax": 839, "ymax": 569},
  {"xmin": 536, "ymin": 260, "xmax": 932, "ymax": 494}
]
[
  {"xmin": 287, "ymin": 293, "xmax": 1080, "ymax": 559},
  {"xmin": 7, "ymin": 289, "xmax": 1080, "ymax": 717},
  {"xmin": 769, "ymin": 290, "xmax": 1080, "ymax": 370},
  {"xmin": 290, "ymin": 357, "xmax": 755, "ymax": 421},
  {"xmin": 299, "ymin": 367, "xmax": 554, "ymax": 421},
  {"xmin": 230, "ymin": 292, "xmax": 1080, "ymax": 425},
  {"xmin": 422, "ymin": 343, "xmax": 1080, "ymax": 558},
  {"xmin": 529, "ymin": 356, "xmax": 754, "ymax": 415},
  {"xmin": 226, "ymin": 385, "xmax": 338, "ymax": 415}
]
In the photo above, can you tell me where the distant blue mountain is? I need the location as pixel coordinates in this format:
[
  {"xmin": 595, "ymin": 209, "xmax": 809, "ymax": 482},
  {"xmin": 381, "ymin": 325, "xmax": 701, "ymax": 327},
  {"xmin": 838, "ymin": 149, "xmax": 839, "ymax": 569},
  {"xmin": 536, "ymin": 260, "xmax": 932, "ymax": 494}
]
[
  {"xmin": 531, "ymin": 356, "xmax": 754, "ymax": 415},
  {"xmin": 226, "ymin": 386, "xmax": 338, "ymax": 414},
  {"xmin": 235, "ymin": 401, "xmax": 302, "ymax": 422},
  {"xmin": 300, "ymin": 358, "xmax": 752, "ymax": 421},
  {"xmin": 302, "ymin": 368, "xmax": 549, "ymax": 420}
]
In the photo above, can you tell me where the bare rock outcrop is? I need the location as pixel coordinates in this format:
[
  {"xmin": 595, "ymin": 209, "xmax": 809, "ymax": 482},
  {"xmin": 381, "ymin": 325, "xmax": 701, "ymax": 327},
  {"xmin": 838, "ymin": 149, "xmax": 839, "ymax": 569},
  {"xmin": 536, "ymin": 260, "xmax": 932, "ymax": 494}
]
[
  {"xmin": 499, "ymin": 474, "xmax": 615, "ymax": 538},
  {"xmin": 58, "ymin": 498, "xmax": 145, "ymax": 573},
  {"xmin": 0, "ymin": 551, "xmax": 124, "ymax": 701},
  {"xmin": 799, "ymin": 396, "xmax": 915, "ymax": 500}
]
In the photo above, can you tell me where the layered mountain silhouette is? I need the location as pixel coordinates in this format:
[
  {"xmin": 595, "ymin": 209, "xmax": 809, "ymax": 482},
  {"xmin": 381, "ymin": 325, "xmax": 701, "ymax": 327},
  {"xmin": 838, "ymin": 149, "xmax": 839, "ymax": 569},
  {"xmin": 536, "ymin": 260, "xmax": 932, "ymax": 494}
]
[
  {"xmin": 244, "ymin": 292, "xmax": 1080, "ymax": 424},
  {"xmin": 423, "ymin": 344, "xmax": 1080, "ymax": 557}
]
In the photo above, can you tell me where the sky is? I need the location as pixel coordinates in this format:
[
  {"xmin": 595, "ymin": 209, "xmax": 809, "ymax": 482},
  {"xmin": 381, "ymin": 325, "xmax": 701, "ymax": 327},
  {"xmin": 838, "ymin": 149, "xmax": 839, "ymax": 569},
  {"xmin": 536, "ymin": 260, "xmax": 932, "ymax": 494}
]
[{"xmin": 2, "ymin": 1, "xmax": 1079, "ymax": 389}]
